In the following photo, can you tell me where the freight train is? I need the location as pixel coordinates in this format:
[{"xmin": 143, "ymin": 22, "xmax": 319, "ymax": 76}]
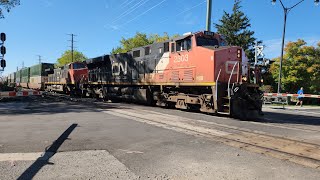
[
  {"xmin": 6, "ymin": 31, "xmax": 263, "ymax": 120},
  {"xmin": 4, "ymin": 63, "xmax": 54, "ymax": 90}
]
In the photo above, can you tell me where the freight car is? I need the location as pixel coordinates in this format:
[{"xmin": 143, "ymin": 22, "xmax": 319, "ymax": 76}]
[
  {"xmin": 7, "ymin": 72, "xmax": 16, "ymax": 87},
  {"xmin": 83, "ymin": 31, "xmax": 263, "ymax": 119},
  {"xmin": 16, "ymin": 69, "xmax": 21, "ymax": 87},
  {"xmin": 29, "ymin": 63, "xmax": 54, "ymax": 90},
  {"xmin": 20, "ymin": 67, "xmax": 30, "ymax": 88}
]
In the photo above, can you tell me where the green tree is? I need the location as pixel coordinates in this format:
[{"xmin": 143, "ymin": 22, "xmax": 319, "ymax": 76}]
[
  {"xmin": 111, "ymin": 32, "xmax": 179, "ymax": 54},
  {"xmin": 269, "ymin": 39, "xmax": 320, "ymax": 94},
  {"xmin": 215, "ymin": 0, "xmax": 259, "ymax": 59},
  {"xmin": 112, "ymin": 32, "xmax": 150, "ymax": 54},
  {"xmin": 56, "ymin": 50, "xmax": 87, "ymax": 67},
  {"xmin": 0, "ymin": 0, "xmax": 20, "ymax": 18}
]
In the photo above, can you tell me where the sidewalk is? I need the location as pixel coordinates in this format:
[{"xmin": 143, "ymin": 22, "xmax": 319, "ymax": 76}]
[{"xmin": 263, "ymin": 104, "xmax": 320, "ymax": 110}]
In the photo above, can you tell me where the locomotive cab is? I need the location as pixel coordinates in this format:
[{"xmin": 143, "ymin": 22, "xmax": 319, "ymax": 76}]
[
  {"xmin": 166, "ymin": 31, "xmax": 263, "ymax": 120},
  {"xmin": 69, "ymin": 62, "xmax": 88, "ymax": 84}
]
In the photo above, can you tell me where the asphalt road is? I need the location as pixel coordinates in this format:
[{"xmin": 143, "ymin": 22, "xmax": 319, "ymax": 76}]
[{"xmin": 0, "ymin": 96, "xmax": 319, "ymax": 179}]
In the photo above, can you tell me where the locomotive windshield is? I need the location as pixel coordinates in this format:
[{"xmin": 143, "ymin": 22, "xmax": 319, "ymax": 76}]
[
  {"xmin": 196, "ymin": 37, "xmax": 219, "ymax": 47},
  {"xmin": 73, "ymin": 63, "xmax": 86, "ymax": 69}
]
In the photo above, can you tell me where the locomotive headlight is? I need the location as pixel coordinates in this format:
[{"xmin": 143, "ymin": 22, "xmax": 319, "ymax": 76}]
[
  {"xmin": 242, "ymin": 76, "xmax": 247, "ymax": 82},
  {"xmin": 237, "ymin": 49, "xmax": 242, "ymax": 58}
]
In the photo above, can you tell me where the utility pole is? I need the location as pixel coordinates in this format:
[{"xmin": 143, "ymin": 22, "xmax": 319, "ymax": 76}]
[
  {"xmin": 37, "ymin": 55, "xmax": 42, "ymax": 64},
  {"xmin": 206, "ymin": 0, "xmax": 212, "ymax": 31},
  {"xmin": 272, "ymin": 0, "xmax": 319, "ymax": 94},
  {"xmin": 22, "ymin": 61, "xmax": 24, "ymax": 69},
  {"xmin": 68, "ymin": 34, "xmax": 76, "ymax": 62}
]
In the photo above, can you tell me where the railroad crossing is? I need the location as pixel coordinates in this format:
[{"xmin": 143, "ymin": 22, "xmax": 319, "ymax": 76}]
[{"xmin": 0, "ymin": 95, "xmax": 319, "ymax": 179}]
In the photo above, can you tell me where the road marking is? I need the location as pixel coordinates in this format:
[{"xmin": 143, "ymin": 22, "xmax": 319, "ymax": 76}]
[
  {"xmin": 103, "ymin": 109, "xmax": 231, "ymax": 137},
  {"xmin": 101, "ymin": 107, "xmax": 320, "ymax": 169},
  {"xmin": 119, "ymin": 149, "xmax": 144, "ymax": 154},
  {"xmin": 134, "ymin": 108, "xmax": 319, "ymax": 133},
  {"xmin": 0, "ymin": 152, "xmax": 53, "ymax": 162}
]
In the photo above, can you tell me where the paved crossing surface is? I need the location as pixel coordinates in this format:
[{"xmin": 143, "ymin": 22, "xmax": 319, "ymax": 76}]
[{"xmin": 0, "ymin": 97, "xmax": 319, "ymax": 179}]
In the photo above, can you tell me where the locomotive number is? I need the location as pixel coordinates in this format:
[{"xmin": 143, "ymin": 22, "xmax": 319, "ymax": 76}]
[{"xmin": 174, "ymin": 54, "xmax": 189, "ymax": 63}]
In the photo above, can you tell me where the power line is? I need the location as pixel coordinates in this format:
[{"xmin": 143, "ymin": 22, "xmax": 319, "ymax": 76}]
[
  {"xmin": 111, "ymin": 0, "xmax": 150, "ymax": 23},
  {"xmin": 120, "ymin": 0, "xmax": 130, "ymax": 6},
  {"xmin": 120, "ymin": 0, "xmax": 135, "ymax": 7},
  {"xmin": 139, "ymin": 1, "xmax": 206, "ymax": 32},
  {"xmin": 112, "ymin": 0, "xmax": 148, "ymax": 23},
  {"xmin": 120, "ymin": 0, "xmax": 167, "ymax": 27},
  {"xmin": 106, "ymin": 0, "xmax": 205, "ymax": 34},
  {"xmin": 123, "ymin": 0, "xmax": 139, "ymax": 9}
]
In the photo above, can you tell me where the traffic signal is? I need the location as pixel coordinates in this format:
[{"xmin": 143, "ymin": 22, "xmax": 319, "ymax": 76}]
[
  {"xmin": 0, "ymin": 33, "xmax": 6, "ymax": 42},
  {"xmin": 1, "ymin": 59, "xmax": 6, "ymax": 68},
  {"xmin": 1, "ymin": 46, "xmax": 6, "ymax": 55},
  {"xmin": 0, "ymin": 33, "xmax": 5, "ymax": 42}
]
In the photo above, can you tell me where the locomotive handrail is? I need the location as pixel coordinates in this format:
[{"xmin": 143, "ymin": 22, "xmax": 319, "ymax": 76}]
[
  {"xmin": 228, "ymin": 62, "xmax": 238, "ymax": 97},
  {"xmin": 215, "ymin": 69, "xmax": 222, "ymax": 102}
]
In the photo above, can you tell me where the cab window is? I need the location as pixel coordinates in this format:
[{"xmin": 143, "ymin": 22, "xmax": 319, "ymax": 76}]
[
  {"xmin": 133, "ymin": 50, "xmax": 140, "ymax": 58},
  {"xmin": 196, "ymin": 37, "xmax": 219, "ymax": 47},
  {"xmin": 164, "ymin": 42, "xmax": 169, "ymax": 52},
  {"xmin": 73, "ymin": 63, "xmax": 86, "ymax": 69},
  {"xmin": 176, "ymin": 37, "xmax": 192, "ymax": 51},
  {"xmin": 171, "ymin": 43, "xmax": 175, "ymax": 52},
  {"xmin": 145, "ymin": 47, "xmax": 151, "ymax": 55}
]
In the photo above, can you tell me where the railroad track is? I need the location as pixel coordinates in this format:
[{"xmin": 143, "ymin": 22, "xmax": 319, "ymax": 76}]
[
  {"xmin": 102, "ymin": 108, "xmax": 320, "ymax": 169},
  {"xmin": 43, "ymin": 92, "xmax": 320, "ymax": 169},
  {"xmin": 45, "ymin": 92, "xmax": 320, "ymax": 133}
]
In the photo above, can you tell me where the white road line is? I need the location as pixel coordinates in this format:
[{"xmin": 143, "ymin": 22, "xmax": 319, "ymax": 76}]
[
  {"xmin": 0, "ymin": 152, "xmax": 53, "ymax": 162},
  {"xmin": 102, "ymin": 109, "xmax": 231, "ymax": 137},
  {"xmin": 118, "ymin": 149, "xmax": 144, "ymax": 154},
  {"xmin": 133, "ymin": 108, "xmax": 318, "ymax": 133}
]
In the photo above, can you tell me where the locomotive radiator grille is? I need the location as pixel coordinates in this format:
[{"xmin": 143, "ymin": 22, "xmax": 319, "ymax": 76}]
[
  {"xmin": 183, "ymin": 69, "xmax": 194, "ymax": 81},
  {"xmin": 171, "ymin": 71, "xmax": 179, "ymax": 81}
]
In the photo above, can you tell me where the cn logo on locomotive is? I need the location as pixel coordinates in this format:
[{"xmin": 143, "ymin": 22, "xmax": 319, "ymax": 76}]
[{"xmin": 112, "ymin": 61, "xmax": 127, "ymax": 76}]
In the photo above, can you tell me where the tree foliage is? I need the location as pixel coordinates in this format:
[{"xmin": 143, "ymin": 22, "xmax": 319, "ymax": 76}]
[
  {"xmin": 56, "ymin": 50, "xmax": 87, "ymax": 67},
  {"xmin": 111, "ymin": 32, "xmax": 179, "ymax": 54},
  {"xmin": 215, "ymin": 0, "xmax": 259, "ymax": 59},
  {"xmin": 269, "ymin": 39, "xmax": 320, "ymax": 94},
  {"xmin": 0, "ymin": 0, "xmax": 20, "ymax": 18}
]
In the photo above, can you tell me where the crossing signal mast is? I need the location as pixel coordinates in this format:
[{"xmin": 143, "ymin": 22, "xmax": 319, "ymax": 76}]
[{"xmin": 0, "ymin": 32, "xmax": 6, "ymax": 71}]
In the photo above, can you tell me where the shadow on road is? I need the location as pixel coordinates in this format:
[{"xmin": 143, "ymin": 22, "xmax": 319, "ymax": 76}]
[
  {"xmin": 0, "ymin": 96, "xmax": 126, "ymax": 115},
  {"xmin": 259, "ymin": 111, "xmax": 320, "ymax": 126},
  {"xmin": 17, "ymin": 123, "xmax": 78, "ymax": 180}
]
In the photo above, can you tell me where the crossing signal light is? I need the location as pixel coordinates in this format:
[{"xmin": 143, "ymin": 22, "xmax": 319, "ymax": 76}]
[
  {"xmin": 1, "ymin": 46, "xmax": 6, "ymax": 55},
  {"xmin": 1, "ymin": 59, "xmax": 6, "ymax": 68},
  {"xmin": 0, "ymin": 33, "xmax": 6, "ymax": 42}
]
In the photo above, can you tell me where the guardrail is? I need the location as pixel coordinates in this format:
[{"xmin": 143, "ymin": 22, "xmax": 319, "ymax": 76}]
[
  {"xmin": 263, "ymin": 93, "xmax": 320, "ymax": 105},
  {"xmin": 0, "ymin": 90, "xmax": 42, "ymax": 98},
  {"xmin": 264, "ymin": 93, "xmax": 320, "ymax": 98}
]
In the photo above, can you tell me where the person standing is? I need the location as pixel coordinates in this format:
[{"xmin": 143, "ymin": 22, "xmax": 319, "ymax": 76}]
[{"xmin": 296, "ymin": 87, "xmax": 304, "ymax": 107}]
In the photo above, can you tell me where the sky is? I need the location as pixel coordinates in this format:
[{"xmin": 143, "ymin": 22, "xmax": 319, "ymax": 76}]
[{"xmin": 0, "ymin": 0, "xmax": 319, "ymax": 74}]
